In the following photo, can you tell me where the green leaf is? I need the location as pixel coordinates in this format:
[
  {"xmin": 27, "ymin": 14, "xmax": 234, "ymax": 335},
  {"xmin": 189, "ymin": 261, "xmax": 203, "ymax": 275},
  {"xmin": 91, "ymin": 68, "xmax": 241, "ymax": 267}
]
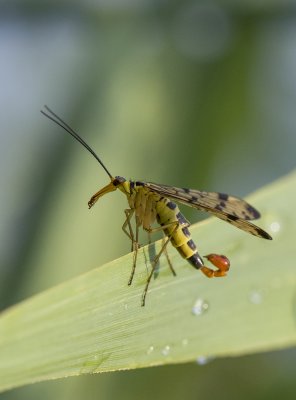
[{"xmin": 0, "ymin": 170, "xmax": 294, "ymax": 393}]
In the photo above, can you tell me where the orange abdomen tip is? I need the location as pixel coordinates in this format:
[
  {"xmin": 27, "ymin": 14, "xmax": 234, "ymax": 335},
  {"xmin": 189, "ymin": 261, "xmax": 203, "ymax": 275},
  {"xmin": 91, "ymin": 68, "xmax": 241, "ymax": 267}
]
[{"xmin": 204, "ymin": 254, "xmax": 230, "ymax": 271}]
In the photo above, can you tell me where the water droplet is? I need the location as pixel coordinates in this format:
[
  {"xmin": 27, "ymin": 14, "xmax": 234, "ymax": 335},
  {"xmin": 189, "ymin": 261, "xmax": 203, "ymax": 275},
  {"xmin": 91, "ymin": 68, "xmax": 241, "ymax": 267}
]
[
  {"xmin": 192, "ymin": 298, "xmax": 209, "ymax": 315},
  {"xmin": 162, "ymin": 345, "xmax": 170, "ymax": 356},
  {"xmin": 249, "ymin": 290, "xmax": 263, "ymax": 305},
  {"xmin": 196, "ymin": 355, "xmax": 214, "ymax": 365},
  {"xmin": 181, "ymin": 338, "xmax": 189, "ymax": 346},
  {"xmin": 123, "ymin": 303, "xmax": 128, "ymax": 310},
  {"xmin": 146, "ymin": 345, "xmax": 154, "ymax": 355},
  {"xmin": 270, "ymin": 221, "xmax": 281, "ymax": 233}
]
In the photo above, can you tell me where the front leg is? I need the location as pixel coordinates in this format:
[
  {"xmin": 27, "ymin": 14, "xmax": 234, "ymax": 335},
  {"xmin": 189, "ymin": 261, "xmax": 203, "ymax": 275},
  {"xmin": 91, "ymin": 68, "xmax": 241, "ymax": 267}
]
[
  {"xmin": 122, "ymin": 208, "xmax": 141, "ymax": 286},
  {"xmin": 122, "ymin": 209, "xmax": 135, "ymax": 251}
]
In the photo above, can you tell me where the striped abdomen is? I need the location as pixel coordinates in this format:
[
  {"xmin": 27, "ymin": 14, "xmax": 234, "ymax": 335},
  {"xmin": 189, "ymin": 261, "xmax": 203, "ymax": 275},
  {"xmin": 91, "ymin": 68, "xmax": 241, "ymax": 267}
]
[
  {"xmin": 125, "ymin": 181, "xmax": 204, "ymax": 270},
  {"xmin": 155, "ymin": 198, "xmax": 204, "ymax": 269}
]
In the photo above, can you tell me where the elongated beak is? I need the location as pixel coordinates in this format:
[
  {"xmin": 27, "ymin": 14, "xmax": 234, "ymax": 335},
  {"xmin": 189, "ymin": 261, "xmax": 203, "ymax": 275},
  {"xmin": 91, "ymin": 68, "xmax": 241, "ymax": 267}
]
[{"xmin": 88, "ymin": 181, "xmax": 117, "ymax": 209}]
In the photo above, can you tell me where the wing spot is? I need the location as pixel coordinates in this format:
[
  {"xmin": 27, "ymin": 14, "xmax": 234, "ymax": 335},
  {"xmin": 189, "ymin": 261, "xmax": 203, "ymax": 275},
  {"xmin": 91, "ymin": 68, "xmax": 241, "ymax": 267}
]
[
  {"xmin": 227, "ymin": 215, "xmax": 239, "ymax": 221},
  {"xmin": 246, "ymin": 205, "xmax": 260, "ymax": 218},
  {"xmin": 218, "ymin": 193, "xmax": 229, "ymax": 201}
]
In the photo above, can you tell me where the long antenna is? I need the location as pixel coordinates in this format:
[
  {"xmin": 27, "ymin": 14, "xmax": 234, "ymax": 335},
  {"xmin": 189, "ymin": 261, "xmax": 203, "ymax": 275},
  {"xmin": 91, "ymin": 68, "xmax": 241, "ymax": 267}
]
[{"xmin": 40, "ymin": 105, "xmax": 113, "ymax": 180}]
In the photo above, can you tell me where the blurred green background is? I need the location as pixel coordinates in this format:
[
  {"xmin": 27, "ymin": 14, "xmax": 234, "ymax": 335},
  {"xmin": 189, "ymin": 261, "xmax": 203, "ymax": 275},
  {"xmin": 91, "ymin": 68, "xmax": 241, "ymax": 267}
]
[{"xmin": 1, "ymin": 1, "xmax": 296, "ymax": 399}]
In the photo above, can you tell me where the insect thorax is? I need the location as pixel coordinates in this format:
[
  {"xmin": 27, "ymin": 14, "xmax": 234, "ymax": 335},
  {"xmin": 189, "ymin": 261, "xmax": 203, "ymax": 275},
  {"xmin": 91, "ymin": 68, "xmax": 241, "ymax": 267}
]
[
  {"xmin": 120, "ymin": 180, "xmax": 185, "ymax": 233},
  {"xmin": 122, "ymin": 182, "xmax": 158, "ymax": 230}
]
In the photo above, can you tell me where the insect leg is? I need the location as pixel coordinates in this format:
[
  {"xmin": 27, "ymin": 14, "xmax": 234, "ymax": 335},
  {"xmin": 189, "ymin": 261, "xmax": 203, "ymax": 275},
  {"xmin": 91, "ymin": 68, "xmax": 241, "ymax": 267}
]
[
  {"xmin": 163, "ymin": 234, "xmax": 177, "ymax": 276},
  {"xmin": 122, "ymin": 209, "xmax": 135, "ymax": 251},
  {"xmin": 128, "ymin": 221, "xmax": 140, "ymax": 286},
  {"xmin": 147, "ymin": 231, "xmax": 152, "ymax": 245},
  {"xmin": 145, "ymin": 221, "xmax": 191, "ymax": 277},
  {"xmin": 122, "ymin": 209, "xmax": 141, "ymax": 285},
  {"xmin": 142, "ymin": 222, "xmax": 179, "ymax": 306},
  {"xmin": 146, "ymin": 231, "xmax": 176, "ymax": 278}
]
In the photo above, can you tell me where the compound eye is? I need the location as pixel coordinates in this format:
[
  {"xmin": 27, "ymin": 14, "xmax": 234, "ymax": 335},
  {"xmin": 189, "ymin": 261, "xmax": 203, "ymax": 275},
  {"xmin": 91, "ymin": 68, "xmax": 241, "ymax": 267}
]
[{"xmin": 114, "ymin": 176, "xmax": 126, "ymax": 185}]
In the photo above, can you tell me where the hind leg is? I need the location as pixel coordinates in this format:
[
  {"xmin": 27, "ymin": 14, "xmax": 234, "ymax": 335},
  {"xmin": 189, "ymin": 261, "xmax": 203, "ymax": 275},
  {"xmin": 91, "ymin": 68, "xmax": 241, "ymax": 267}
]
[{"xmin": 142, "ymin": 222, "xmax": 179, "ymax": 306}]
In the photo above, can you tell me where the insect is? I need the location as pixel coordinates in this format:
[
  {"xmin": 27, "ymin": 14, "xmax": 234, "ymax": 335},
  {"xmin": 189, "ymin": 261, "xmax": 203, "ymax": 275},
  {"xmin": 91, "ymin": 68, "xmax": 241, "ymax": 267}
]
[{"xmin": 41, "ymin": 106, "xmax": 272, "ymax": 306}]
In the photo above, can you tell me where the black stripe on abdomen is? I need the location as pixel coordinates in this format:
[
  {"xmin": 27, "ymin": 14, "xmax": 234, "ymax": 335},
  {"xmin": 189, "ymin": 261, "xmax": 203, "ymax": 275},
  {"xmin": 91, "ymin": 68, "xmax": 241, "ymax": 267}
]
[{"xmin": 187, "ymin": 253, "xmax": 204, "ymax": 269}]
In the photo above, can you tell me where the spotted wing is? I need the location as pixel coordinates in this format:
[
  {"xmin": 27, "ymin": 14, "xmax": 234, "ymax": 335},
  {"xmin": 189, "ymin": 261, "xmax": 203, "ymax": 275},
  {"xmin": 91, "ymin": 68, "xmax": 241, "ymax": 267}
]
[{"xmin": 145, "ymin": 182, "xmax": 272, "ymax": 240}]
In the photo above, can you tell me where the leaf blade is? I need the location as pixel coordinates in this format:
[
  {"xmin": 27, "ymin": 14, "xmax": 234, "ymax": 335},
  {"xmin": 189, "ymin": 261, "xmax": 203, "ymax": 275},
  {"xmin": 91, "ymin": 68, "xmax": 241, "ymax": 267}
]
[{"xmin": 0, "ymin": 170, "xmax": 295, "ymax": 392}]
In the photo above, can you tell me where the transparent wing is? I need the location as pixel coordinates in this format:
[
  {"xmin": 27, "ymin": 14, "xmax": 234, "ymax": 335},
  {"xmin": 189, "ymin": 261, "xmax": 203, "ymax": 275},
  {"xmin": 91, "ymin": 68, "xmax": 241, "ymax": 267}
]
[{"xmin": 145, "ymin": 182, "xmax": 272, "ymax": 240}]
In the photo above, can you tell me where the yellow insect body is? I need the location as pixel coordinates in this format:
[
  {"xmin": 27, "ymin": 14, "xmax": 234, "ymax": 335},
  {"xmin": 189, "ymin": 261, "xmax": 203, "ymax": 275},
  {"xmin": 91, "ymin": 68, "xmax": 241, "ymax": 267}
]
[
  {"xmin": 155, "ymin": 198, "xmax": 199, "ymax": 262},
  {"xmin": 41, "ymin": 106, "xmax": 272, "ymax": 306},
  {"xmin": 129, "ymin": 186, "xmax": 157, "ymax": 230},
  {"xmin": 89, "ymin": 177, "xmax": 203, "ymax": 270}
]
